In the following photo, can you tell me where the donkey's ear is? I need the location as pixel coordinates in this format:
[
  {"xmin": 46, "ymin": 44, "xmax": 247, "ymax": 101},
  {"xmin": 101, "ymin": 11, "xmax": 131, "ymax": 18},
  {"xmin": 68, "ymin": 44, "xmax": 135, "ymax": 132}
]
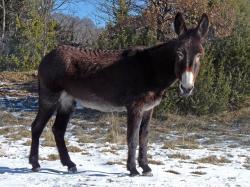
[
  {"xmin": 197, "ymin": 13, "xmax": 209, "ymax": 38},
  {"xmin": 174, "ymin": 12, "xmax": 187, "ymax": 36}
]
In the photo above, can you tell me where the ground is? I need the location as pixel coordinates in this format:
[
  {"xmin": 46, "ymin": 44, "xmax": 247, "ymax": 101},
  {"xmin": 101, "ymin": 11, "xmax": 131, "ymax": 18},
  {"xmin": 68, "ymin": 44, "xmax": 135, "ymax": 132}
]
[{"xmin": 0, "ymin": 71, "xmax": 249, "ymax": 187}]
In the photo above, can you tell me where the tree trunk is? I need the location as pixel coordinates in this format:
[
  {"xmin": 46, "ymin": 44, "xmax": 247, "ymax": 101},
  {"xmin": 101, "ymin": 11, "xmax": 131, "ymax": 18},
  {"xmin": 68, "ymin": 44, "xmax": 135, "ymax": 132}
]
[{"xmin": 1, "ymin": 0, "xmax": 5, "ymax": 40}]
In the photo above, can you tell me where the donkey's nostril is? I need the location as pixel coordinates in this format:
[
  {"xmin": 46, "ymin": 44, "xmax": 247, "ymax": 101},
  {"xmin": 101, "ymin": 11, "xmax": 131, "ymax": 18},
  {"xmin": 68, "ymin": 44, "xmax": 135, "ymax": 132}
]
[
  {"xmin": 180, "ymin": 84, "xmax": 194, "ymax": 96},
  {"xmin": 181, "ymin": 84, "xmax": 191, "ymax": 92}
]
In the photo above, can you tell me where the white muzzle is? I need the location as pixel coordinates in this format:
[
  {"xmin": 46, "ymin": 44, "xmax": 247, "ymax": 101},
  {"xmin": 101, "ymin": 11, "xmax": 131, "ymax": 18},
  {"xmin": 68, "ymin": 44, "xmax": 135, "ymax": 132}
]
[{"xmin": 179, "ymin": 71, "xmax": 194, "ymax": 96}]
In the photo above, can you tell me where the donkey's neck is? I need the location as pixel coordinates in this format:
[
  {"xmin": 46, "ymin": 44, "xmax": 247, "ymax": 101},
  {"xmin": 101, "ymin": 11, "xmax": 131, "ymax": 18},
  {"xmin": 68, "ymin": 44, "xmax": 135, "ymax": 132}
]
[{"xmin": 145, "ymin": 40, "xmax": 177, "ymax": 90}]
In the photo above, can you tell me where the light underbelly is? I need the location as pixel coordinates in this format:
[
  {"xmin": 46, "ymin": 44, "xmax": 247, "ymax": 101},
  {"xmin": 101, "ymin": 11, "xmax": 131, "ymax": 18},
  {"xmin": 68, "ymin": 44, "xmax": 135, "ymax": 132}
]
[
  {"xmin": 59, "ymin": 91, "xmax": 161, "ymax": 112},
  {"xmin": 77, "ymin": 99, "xmax": 126, "ymax": 112},
  {"xmin": 59, "ymin": 91, "xmax": 126, "ymax": 112}
]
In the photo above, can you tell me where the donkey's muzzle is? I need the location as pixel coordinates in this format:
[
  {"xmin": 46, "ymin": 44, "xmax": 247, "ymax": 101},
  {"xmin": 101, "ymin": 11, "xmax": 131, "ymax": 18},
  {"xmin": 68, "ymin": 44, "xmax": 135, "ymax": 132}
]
[{"xmin": 179, "ymin": 84, "xmax": 194, "ymax": 97}]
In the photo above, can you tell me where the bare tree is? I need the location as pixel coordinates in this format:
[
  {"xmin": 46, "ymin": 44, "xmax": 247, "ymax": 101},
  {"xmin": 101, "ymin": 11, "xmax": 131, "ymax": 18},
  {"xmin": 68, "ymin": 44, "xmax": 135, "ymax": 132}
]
[
  {"xmin": 0, "ymin": 0, "xmax": 6, "ymax": 53},
  {"xmin": 54, "ymin": 13, "xmax": 101, "ymax": 47},
  {"xmin": 1, "ymin": 0, "xmax": 5, "ymax": 40}
]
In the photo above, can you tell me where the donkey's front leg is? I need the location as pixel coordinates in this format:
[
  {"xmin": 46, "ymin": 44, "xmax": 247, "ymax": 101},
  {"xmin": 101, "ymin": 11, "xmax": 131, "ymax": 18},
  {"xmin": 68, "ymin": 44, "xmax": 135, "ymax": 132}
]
[
  {"xmin": 138, "ymin": 109, "xmax": 153, "ymax": 176},
  {"xmin": 126, "ymin": 107, "xmax": 143, "ymax": 176}
]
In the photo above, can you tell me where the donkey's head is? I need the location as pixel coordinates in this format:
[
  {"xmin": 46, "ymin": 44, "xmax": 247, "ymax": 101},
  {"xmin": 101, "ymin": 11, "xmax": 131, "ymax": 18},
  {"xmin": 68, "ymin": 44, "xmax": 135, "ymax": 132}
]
[{"xmin": 174, "ymin": 13, "xmax": 209, "ymax": 96}]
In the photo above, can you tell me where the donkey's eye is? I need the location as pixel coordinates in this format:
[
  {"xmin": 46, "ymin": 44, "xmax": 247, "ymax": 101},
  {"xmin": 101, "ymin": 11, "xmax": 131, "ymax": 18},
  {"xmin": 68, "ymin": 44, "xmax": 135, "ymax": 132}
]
[
  {"xmin": 176, "ymin": 51, "xmax": 184, "ymax": 61},
  {"xmin": 195, "ymin": 54, "xmax": 202, "ymax": 62}
]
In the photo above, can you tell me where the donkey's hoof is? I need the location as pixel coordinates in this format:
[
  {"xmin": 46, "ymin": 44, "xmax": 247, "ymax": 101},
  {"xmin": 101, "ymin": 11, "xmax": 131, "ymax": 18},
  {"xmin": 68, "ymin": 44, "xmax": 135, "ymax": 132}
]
[
  {"xmin": 68, "ymin": 166, "xmax": 77, "ymax": 173},
  {"xmin": 142, "ymin": 171, "xmax": 153, "ymax": 177},
  {"xmin": 32, "ymin": 167, "xmax": 40, "ymax": 172},
  {"xmin": 129, "ymin": 169, "xmax": 140, "ymax": 177}
]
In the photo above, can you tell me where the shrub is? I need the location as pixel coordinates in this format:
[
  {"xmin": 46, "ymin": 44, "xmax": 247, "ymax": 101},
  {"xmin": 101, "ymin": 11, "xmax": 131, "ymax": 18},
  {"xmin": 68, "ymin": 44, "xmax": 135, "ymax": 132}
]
[{"xmin": 0, "ymin": 55, "xmax": 20, "ymax": 71}]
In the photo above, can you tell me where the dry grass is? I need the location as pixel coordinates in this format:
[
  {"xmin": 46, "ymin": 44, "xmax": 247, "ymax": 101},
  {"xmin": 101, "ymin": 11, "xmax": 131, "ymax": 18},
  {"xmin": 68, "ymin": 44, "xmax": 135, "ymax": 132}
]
[
  {"xmin": 41, "ymin": 132, "xmax": 56, "ymax": 147},
  {"xmin": 168, "ymin": 153, "xmax": 191, "ymax": 160},
  {"xmin": 23, "ymin": 140, "xmax": 31, "ymax": 146},
  {"xmin": 81, "ymin": 151, "xmax": 90, "ymax": 155},
  {"xmin": 241, "ymin": 140, "xmax": 250, "ymax": 146},
  {"xmin": 207, "ymin": 147, "xmax": 221, "ymax": 151},
  {"xmin": 227, "ymin": 144, "xmax": 238, "ymax": 148},
  {"xmin": 162, "ymin": 137, "xmax": 199, "ymax": 150},
  {"xmin": 165, "ymin": 170, "xmax": 181, "ymax": 175},
  {"xmin": 148, "ymin": 159, "xmax": 164, "ymax": 165},
  {"xmin": 40, "ymin": 121, "xmax": 56, "ymax": 147},
  {"xmin": 243, "ymin": 157, "xmax": 250, "ymax": 169},
  {"xmin": 8, "ymin": 129, "xmax": 30, "ymax": 141},
  {"xmin": 195, "ymin": 155, "xmax": 231, "ymax": 165},
  {"xmin": 40, "ymin": 121, "xmax": 70, "ymax": 147},
  {"xmin": 47, "ymin": 154, "xmax": 59, "ymax": 161},
  {"xmin": 0, "ymin": 127, "xmax": 13, "ymax": 135},
  {"xmin": 67, "ymin": 145, "xmax": 82, "ymax": 153},
  {"xmin": 105, "ymin": 113, "xmax": 126, "ymax": 144},
  {"xmin": 0, "ymin": 71, "xmax": 37, "ymax": 83},
  {"xmin": 178, "ymin": 136, "xmax": 200, "ymax": 149},
  {"xmin": 105, "ymin": 161, "xmax": 124, "ymax": 165},
  {"xmin": 203, "ymin": 138, "xmax": 218, "ymax": 145},
  {"xmin": 71, "ymin": 125, "xmax": 95, "ymax": 144},
  {"xmin": 160, "ymin": 104, "xmax": 250, "ymax": 128},
  {"xmin": 162, "ymin": 141, "xmax": 177, "ymax": 149},
  {"xmin": 0, "ymin": 146, "xmax": 5, "ymax": 157},
  {"xmin": 78, "ymin": 134, "xmax": 94, "ymax": 144},
  {"xmin": 0, "ymin": 112, "xmax": 19, "ymax": 125},
  {"xmin": 191, "ymin": 171, "xmax": 207, "ymax": 175},
  {"xmin": 100, "ymin": 148, "xmax": 118, "ymax": 155}
]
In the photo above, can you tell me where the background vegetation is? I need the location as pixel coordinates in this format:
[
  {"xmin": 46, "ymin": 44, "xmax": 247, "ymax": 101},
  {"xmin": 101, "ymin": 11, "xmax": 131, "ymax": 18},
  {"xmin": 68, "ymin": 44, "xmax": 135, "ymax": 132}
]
[{"xmin": 0, "ymin": 0, "xmax": 249, "ymax": 115}]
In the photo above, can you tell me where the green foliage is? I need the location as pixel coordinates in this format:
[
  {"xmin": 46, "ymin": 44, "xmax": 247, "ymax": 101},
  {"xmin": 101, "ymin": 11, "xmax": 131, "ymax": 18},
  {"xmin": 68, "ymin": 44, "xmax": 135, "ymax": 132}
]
[
  {"xmin": 97, "ymin": 0, "xmax": 157, "ymax": 49},
  {"xmin": 98, "ymin": 26, "xmax": 157, "ymax": 49},
  {"xmin": 1, "ymin": 0, "xmax": 57, "ymax": 71},
  {"xmin": 13, "ymin": 2, "xmax": 57, "ymax": 70},
  {"xmin": 0, "ymin": 55, "xmax": 20, "ymax": 71}
]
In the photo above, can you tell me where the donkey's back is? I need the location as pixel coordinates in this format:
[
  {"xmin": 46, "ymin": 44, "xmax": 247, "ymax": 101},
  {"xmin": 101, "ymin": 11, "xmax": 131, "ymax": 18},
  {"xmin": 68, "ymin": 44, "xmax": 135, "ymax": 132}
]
[{"xmin": 39, "ymin": 45, "xmax": 124, "ymax": 81}]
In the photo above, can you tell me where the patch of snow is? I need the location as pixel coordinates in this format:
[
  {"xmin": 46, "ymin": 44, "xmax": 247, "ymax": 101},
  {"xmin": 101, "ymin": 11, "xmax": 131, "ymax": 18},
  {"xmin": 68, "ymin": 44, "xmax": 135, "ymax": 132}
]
[{"xmin": 0, "ymin": 134, "xmax": 249, "ymax": 187}]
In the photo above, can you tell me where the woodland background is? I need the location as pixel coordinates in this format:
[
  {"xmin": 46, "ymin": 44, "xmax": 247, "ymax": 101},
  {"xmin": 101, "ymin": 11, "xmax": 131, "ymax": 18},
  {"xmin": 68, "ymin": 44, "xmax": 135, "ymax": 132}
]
[{"xmin": 0, "ymin": 0, "xmax": 249, "ymax": 116}]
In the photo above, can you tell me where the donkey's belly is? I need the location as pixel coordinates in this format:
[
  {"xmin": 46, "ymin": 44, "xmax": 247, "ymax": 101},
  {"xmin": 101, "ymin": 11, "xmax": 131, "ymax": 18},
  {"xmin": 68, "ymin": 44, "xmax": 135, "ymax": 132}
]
[
  {"xmin": 60, "ymin": 91, "xmax": 126, "ymax": 112},
  {"xmin": 77, "ymin": 99, "xmax": 126, "ymax": 112}
]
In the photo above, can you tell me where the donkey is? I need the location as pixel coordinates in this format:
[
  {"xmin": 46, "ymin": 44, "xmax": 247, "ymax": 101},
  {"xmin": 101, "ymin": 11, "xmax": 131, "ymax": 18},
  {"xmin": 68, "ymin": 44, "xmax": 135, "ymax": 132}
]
[{"xmin": 29, "ymin": 13, "xmax": 209, "ymax": 176}]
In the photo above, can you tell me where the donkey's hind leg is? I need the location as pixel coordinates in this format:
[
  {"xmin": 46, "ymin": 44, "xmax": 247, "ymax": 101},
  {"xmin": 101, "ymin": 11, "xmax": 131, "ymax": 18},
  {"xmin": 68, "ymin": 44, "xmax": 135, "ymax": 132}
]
[
  {"xmin": 29, "ymin": 90, "xmax": 59, "ymax": 171},
  {"xmin": 52, "ymin": 92, "xmax": 77, "ymax": 173}
]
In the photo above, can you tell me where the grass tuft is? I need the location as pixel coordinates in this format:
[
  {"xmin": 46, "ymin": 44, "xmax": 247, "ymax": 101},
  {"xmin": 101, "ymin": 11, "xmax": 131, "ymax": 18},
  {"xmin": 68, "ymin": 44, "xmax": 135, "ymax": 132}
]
[
  {"xmin": 162, "ymin": 137, "xmax": 199, "ymax": 150},
  {"xmin": 148, "ymin": 159, "xmax": 164, "ymax": 165},
  {"xmin": 47, "ymin": 154, "xmax": 59, "ymax": 161},
  {"xmin": 168, "ymin": 153, "xmax": 191, "ymax": 160},
  {"xmin": 105, "ymin": 161, "xmax": 124, "ymax": 165},
  {"xmin": 67, "ymin": 145, "xmax": 82, "ymax": 153},
  {"xmin": 191, "ymin": 171, "xmax": 207, "ymax": 175},
  {"xmin": 195, "ymin": 155, "xmax": 231, "ymax": 165},
  {"xmin": 105, "ymin": 113, "xmax": 126, "ymax": 144},
  {"xmin": 78, "ymin": 134, "xmax": 94, "ymax": 144},
  {"xmin": 165, "ymin": 170, "xmax": 181, "ymax": 175},
  {"xmin": 243, "ymin": 157, "xmax": 250, "ymax": 169}
]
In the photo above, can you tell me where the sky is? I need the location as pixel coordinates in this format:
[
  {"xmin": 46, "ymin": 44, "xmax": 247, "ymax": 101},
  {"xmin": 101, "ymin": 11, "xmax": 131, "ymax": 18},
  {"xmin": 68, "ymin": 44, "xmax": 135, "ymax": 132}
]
[{"xmin": 56, "ymin": 1, "xmax": 106, "ymax": 27}]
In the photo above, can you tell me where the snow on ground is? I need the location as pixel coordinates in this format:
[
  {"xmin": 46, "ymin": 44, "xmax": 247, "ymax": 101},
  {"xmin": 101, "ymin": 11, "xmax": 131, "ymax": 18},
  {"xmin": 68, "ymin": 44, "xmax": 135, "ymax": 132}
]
[{"xmin": 0, "ymin": 132, "xmax": 250, "ymax": 187}]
